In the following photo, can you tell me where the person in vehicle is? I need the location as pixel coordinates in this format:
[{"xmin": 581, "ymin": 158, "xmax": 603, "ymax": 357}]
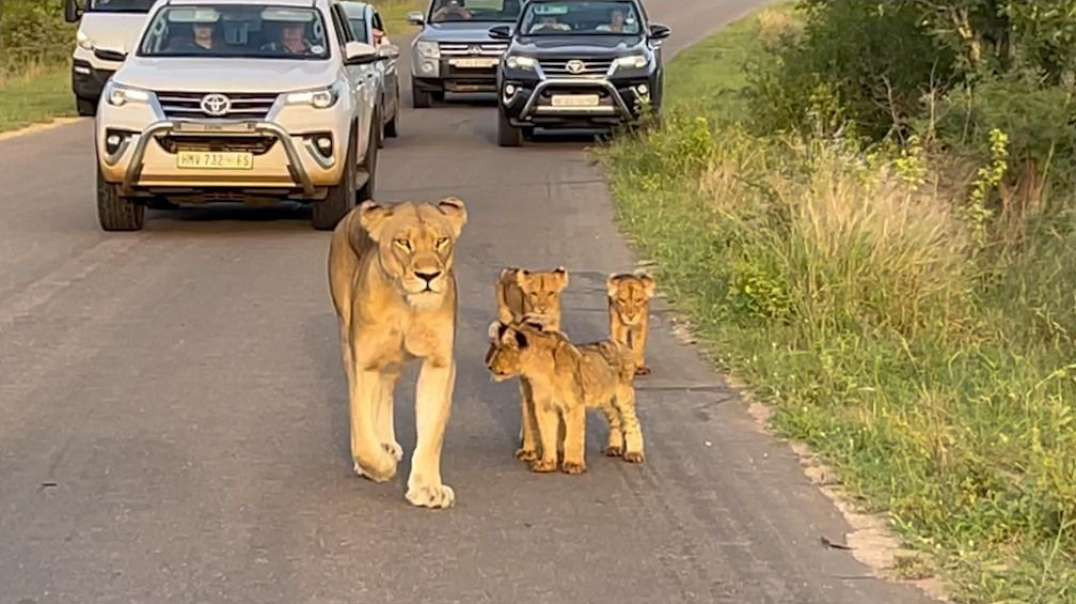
[
  {"xmin": 531, "ymin": 15, "xmax": 570, "ymax": 33},
  {"xmin": 262, "ymin": 19, "xmax": 314, "ymax": 55},
  {"xmin": 166, "ymin": 18, "xmax": 217, "ymax": 52},
  {"xmin": 596, "ymin": 8, "xmax": 629, "ymax": 33},
  {"xmin": 432, "ymin": 0, "xmax": 472, "ymax": 21}
]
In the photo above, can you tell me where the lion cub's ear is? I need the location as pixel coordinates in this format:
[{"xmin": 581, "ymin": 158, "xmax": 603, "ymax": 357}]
[
  {"xmin": 637, "ymin": 272, "xmax": 656, "ymax": 298},
  {"xmin": 514, "ymin": 268, "xmax": 530, "ymax": 288},
  {"xmin": 552, "ymin": 266, "xmax": 569, "ymax": 291},
  {"xmin": 359, "ymin": 200, "xmax": 394, "ymax": 242},
  {"xmin": 488, "ymin": 320, "xmax": 507, "ymax": 341},
  {"xmin": 500, "ymin": 267, "xmax": 519, "ymax": 281},
  {"xmin": 436, "ymin": 196, "xmax": 468, "ymax": 237},
  {"xmin": 606, "ymin": 273, "xmax": 623, "ymax": 298}
]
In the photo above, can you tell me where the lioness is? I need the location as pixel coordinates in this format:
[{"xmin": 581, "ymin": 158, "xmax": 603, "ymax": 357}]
[
  {"xmin": 328, "ymin": 198, "xmax": 467, "ymax": 509},
  {"xmin": 485, "ymin": 321, "xmax": 646, "ymax": 473},
  {"xmin": 495, "ymin": 267, "xmax": 569, "ymax": 462},
  {"xmin": 607, "ymin": 271, "xmax": 656, "ymax": 376}
]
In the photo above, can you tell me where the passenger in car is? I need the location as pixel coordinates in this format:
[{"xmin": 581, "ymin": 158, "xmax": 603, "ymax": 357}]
[
  {"xmin": 261, "ymin": 20, "xmax": 313, "ymax": 55},
  {"xmin": 432, "ymin": 0, "xmax": 473, "ymax": 21},
  {"xmin": 596, "ymin": 8, "xmax": 628, "ymax": 33},
  {"xmin": 166, "ymin": 20, "xmax": 218, "ymax": 52},
  {"xmin": 531, "ymin": 15, "xmax": 570, "ymax": 33}
]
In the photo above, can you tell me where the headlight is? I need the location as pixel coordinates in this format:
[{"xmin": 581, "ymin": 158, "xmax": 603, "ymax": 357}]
[
  {"xmin": 505, "ymin": 55, "xmax": 538, "ymax": 70},
  {"xmin": 613, "ymin": 55, "xmax": 649, "ymax": 71},
  {"xmin": 285, "ymin": 82, "xmax": 342, "ymax": 109},
  {"xmin": 77, "ymin": 31, "xmax": 94, "ymax": 51},
  {"xmin": 416, "ymin": 40, "xmax": 440, "ymax": 60},
  {"xmin": 106, "ymin": 83, "xmax": 151, "ymax": 107}
]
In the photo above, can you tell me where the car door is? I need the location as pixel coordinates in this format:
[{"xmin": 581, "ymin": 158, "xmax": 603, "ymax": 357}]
[
  {"xmin": 331, "ymin": 3, "xmax": 376, "ymax": 153},
  {"xmin": 371, "ymin": 10, "xmax": 398, "ymax": 122}
]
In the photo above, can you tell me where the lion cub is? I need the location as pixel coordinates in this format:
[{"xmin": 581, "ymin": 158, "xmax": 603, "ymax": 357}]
[
  {"xmin": 607, "ymin": 271, "xmax": 657, "ymax": 376},
  {"xmin": 496, "ymin": 266, "xmax": 569, "ymax": 329},
  {"xmin": 485, "ymin": 321, "xmax": 646, "ymax": 474},
  {"xmin": 495, "ymin": 267, "xmax": 569, "ymax": 462}
]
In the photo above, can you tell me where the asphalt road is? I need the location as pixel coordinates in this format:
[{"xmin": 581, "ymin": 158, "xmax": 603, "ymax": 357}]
[{"xmin": 0, "ymin": 1, "xmax": 936, "ymax": 602}]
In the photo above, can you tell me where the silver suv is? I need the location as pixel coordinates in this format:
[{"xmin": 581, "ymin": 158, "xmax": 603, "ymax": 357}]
[
  {"xmin": 94, "ymin": 0, "xmax": 398, "ymax": 231},
  {"xmin": 406, "ymin": 0, "xmax": 524, "ymax": 107}
]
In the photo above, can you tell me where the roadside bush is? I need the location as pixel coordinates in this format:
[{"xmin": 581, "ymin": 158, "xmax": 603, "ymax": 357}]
[{"xmin": 0, "ymin": 0, "xmax": 71, "ymax": 77}]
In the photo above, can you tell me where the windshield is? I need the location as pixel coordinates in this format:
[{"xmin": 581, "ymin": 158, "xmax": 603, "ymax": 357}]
[
  {"xmin": 429, "ymin": 0, "xmax": 522, "ymax": 24},
  {"xmin": 520, "ymin": 1, "xmax": 641, "ymax": 35},
  {"xmin": 89, "ymin": 0, "xmax": 155, "ymax": 13},
  {"xmin": 138, "ymin": 5, "xmax": 331, "ymax": 59}
]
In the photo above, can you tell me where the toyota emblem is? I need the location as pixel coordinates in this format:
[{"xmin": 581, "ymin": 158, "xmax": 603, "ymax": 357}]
[
  {"xmin": 469, "ymin": 45, "xmax": 482, "ymax": 55},
  {"xmin": 566, "ymin": 60, "xmax": 586, "ymax": 74},
  {"xmin": 200, "ymin": 93, "xmax": 231, "ymax": 117}
]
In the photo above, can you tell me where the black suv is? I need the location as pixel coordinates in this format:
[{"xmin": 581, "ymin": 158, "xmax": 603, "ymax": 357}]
[{"xmin": 490, "ymin": 0, "xmax": 670, "ymax": 146}]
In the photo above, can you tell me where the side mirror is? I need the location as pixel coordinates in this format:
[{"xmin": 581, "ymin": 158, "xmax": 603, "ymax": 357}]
[
  {"xmin": 407, "ymin": 11, "xmax": 425, "ymax": 26},
  {"xmin": 344, "ymin": 41, "xmax": 379, "ymax": 65},
  {"xmin": 94, "ymin": 47, "xmax": 128, "ymax": 62},
  {"xmin": 489, "ymin": 25, "xmax": 511, "ymax": 39},
  {"xmin": 377, "ymin": 43, "xmax": 400, "ymax": 60},
  {"xmin": 64, "ymin": 0, "xmax": 85, "ymax": 23},
  {"xmin": 648, "ymin": 23, "xmax": 671, "ymax": 40}
]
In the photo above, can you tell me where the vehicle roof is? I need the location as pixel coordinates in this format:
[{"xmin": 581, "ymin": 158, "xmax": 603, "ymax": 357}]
[{"xmin": 165, "ymin": 0, "xmax": 327, "ymax": 8}]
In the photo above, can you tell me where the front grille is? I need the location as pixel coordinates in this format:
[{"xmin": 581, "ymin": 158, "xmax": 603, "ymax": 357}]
[
  {"xmin": 538, "ymin": 58, "xmax": 613, "ymax": 77},
  {"xmin": 156, "ymin": 91, "xmax": 278, "ymax": 120},
  {"xmin": 154, "ymin": 134, "xmax": 278, "ymax": 155},
  {"xmin": 439, "ymin": 42, "xmax": 508, "ymax": 56}
]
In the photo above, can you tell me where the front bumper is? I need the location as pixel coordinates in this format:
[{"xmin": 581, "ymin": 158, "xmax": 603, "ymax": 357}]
[
  {"xmin": 96, "ymin": 93, "xmax": 353, "ymax": 200},
  {"xmin": 72, "ymin": 60, "xmax": 113, "ymax": 101},
  {"xmin": 500, "ymin": 77, "xmax": 654, "ymax": 128},
  {"xmin": 413, "ymin": 59, "xmax": 501, "ymax": 93}
]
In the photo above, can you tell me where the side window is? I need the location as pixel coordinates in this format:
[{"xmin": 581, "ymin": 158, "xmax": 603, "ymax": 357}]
[
  {"xmin": 330, "ymin": 6, "xmax": 352, "ymax": 48},
  {"xmin": 372, "ymin": 12, "xmax": 384, "ymax": 32}
]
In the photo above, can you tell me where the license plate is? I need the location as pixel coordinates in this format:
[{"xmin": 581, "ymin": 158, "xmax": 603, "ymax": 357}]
[
  {"xmin": 551, "ymin": 94, "xmax": 600, "ymax": 108},
  {"xmin": 176, "ymin": 151, "xmax": 253, "ymax": 170},
  {"xmin": 449, "ymin": 57, "xmax": 498, "ymax": 68}
]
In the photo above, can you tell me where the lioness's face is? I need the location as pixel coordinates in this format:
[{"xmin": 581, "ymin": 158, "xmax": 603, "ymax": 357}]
[
  {"xmin": 484, "ymin": 322, "xmax": 524, "ymax": 382},
  {"xmin": 516, "ymin": 268, "xmax": 568, "ymax": 326},
  {"xmin": 359, "ymin": 198, "xmax": 467, "ymax": 306},
  {"xmin": 608, "ymin": 274, "xmax": 655, "ymax": 326}
]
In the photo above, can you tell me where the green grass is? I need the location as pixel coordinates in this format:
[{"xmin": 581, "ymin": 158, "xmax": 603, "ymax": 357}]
[
  {"xmin": 0, "ymin": 65, "xmax": 75, "ymax": 134},
  {"xmin": 600, "ymin": 5, "xmax": 1076, "ymax": 604},
  {"xmin": 379, "ymin": 0, "xmax": 427, "ymax": 34}
]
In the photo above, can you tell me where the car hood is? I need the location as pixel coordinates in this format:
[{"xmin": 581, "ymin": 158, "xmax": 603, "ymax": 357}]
[
  {"xmin": 418, "ymin": 22, "xmax": 515, "ymax": 43},
  {"xmin": 79, "ymin": 12, "xmax": 149, "ymax": 54},
  {"xmin": 114, "ymin": 58, "xmax": 340, "ymax": 93},
  {"xmin": 509, "ymin": 35, "xmax": 644, "ymax": 58}
]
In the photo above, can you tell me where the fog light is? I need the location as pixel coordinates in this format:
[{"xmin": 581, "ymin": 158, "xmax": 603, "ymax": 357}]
[
  {"xmin": 315, "ymin": 135, "xmax": 332, "ymax": 152},
  {"xmin": 635, "ymin": 84, "xmax": 649, "ymax": 96},
  {"xmin": 104, "ymin": 130, "xmax": 127, "ymax": 155},
  {"xmin": 505, "ymin": 84, "xmax": 516, "ymax": 96},
  {"xmin": 421, "ymin": 61, "xmax": 436, "ymax": 74}
]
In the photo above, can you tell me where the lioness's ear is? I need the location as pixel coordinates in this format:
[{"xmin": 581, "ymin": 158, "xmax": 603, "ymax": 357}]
[
  {"xmin": 359, "ymin": 200, "xmax": 393, "ymax": 242},
  {"xmin": 500, "ymin": 267, "xmax": 519, "ymax": 281},
  {"xmin": 514, "ymin": 269, "xmax": 530, "ymax": 288},
  {"xmin": 436, "ymin": 196, "xmax": 468, "ymax": 237},
  {"xmin": 553, "ymin": 266, "xmax": 569, "ymax": 291},
  {"xmin": 514, "ymin": 330, "xmax": 529, "ymax": 349},
  {"xmin": 488, "ymin": 321, "xmax": 503, "ymax": 341}
]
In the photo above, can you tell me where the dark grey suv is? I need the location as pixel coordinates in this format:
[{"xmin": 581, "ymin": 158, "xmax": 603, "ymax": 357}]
[{"xmin": 406, "ymin": 0, "xmax": 525, "ymax": 107}]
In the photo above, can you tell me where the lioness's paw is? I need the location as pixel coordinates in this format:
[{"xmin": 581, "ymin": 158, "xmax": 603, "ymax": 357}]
[
  {"xmin": 529, "ymin": 459, "xmax": 557, "ymax": 473},
  {"xmin": 561, "ymin": 461, "xmax": 586, "ymax": 475},
  {"xmin": 604, "ymin": 445, "xmax": 623, "ymax": 457},
  {"xmin": 382, "ymin": 441, "xmax": 404, "ymax": 462},
  {"xmin": 623, "ymin": 451, "xmax": 646, "ymax": 464},
  {"xmin": 405, "ymin": 483, "xmax": 455, "ymax": 509},
  {"xmin": 635, "ymin": 366, "xmax": 652, "ymax": 376},
  {"xmin": 353, "ymin": 456, "xmax": 397, "ymax": 482},
  {"xmin": 515, "ymin": 448, "xmax": 540, "ymax": 462}
]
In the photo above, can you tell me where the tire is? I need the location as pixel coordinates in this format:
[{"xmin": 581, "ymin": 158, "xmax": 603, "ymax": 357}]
[
  {"xmin": 497, "ymin": 107, "xmax": 522, "ymax": 147},
  {"xmin": 97, "ymin": 165, "xmax": 144, "ymax": 231},
  {"xmin": 357, "ymin": 118, "xmax": 379, "ymax": 204},
  {"xmin": 77, "ymin": 96, "xmax": 97, "ymax": 117},
  {"xmin": 412, "ymin": 80, "xmax": 432, "ymax": 109},
  {"xmin": 311, "ymin": 129, "xmax": 356, "ymax": 231}
]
